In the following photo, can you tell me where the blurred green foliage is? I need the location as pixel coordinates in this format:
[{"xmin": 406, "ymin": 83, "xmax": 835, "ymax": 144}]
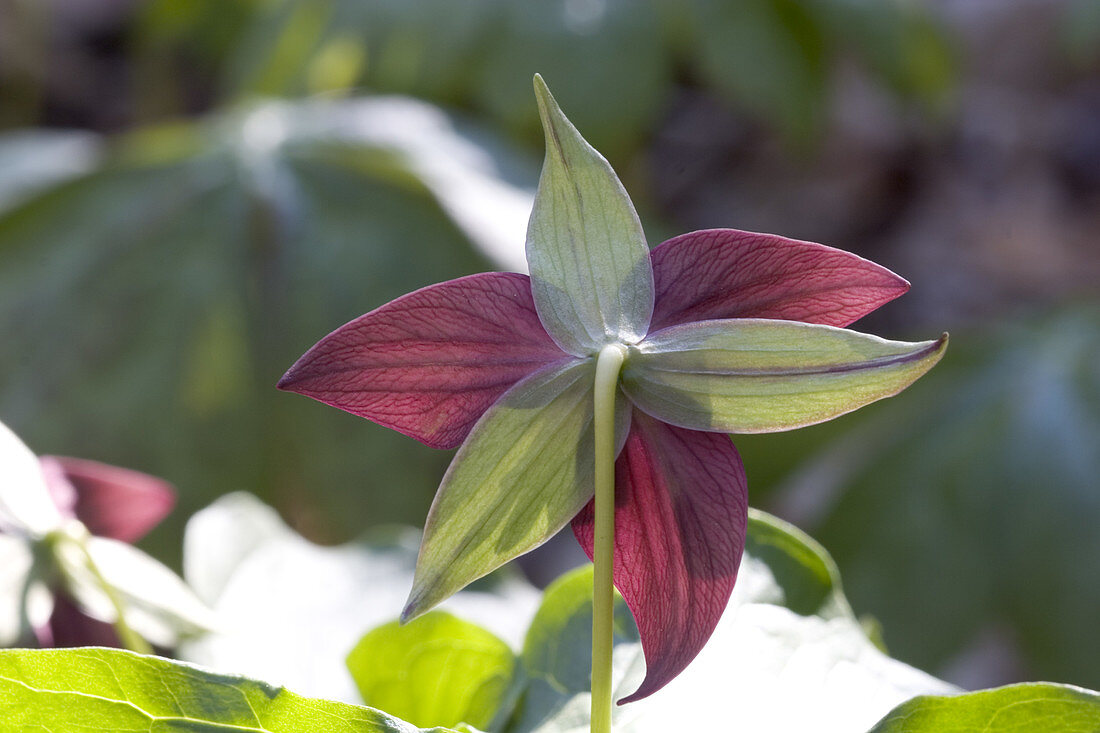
[
  {"xmin": 0, "ymin": 100, "xmax": 535, "ymax": 557},
  {"xmin": 2, "ymin": 0, "xmax": 1098, "ymax": 695},
  {"xmin": 738, "ymin": 308, "xmax": 1100, "ymax": 688},
  {"xmin": 131, "ymin": 0, "xmax": 955, "ymax": 159}
]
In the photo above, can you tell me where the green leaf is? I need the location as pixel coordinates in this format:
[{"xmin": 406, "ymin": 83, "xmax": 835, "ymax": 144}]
[
  {"xmin": 525, "ymin": 74, "xmax": 654, "ymax": 357},
  {"xmin": 347, "ymin": 611, "xmax": 517, "ymax": 731},
  {"xmin": 474, "ymin": 0, "xmax": 667, "ymax": 160},
  {"xmin": 745, "ymin": 508, "xmax": 850, "ymax": 618},
  {"xmin": 513, "ymin": 565, "xmax": 644, "ymax": 733},
  {"xmin": 866, "ymin": 682, "xmax": 1100, "ymax": 732},
  {"xmin": 405, "ymin": 359, "xmax": 630, "ymax": 619},
  {"xmin": 0, "ymin": 647, "xmax": 460, "ymax": 732},
  {"xmin": 622, "ymin": 319, "xmax": 947, "ymax": 433},
  {"xmin": 685, "ymin": 0, "xmax": 829, "ymax": 144}
]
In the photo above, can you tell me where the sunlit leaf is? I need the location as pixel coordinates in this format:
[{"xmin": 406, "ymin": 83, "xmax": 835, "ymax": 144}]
[
  {"xmin": 866, "ymin": 682, "xmax": 1100, "ymax": 733},
  {"xmin": 347, "ymin": 612, "xmax": 517, "ymax": 730},
  {"xmin": 0, "ymin": 647, "xmax": 462, "ymax": 732}
]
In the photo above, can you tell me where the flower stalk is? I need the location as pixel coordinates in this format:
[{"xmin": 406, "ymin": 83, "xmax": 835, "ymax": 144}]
[{"xmin": 592, "ymin": 343, "xmax": 626, "ymax": 733}]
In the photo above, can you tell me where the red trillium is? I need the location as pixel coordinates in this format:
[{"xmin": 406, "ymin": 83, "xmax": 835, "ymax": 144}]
[{"xmin": 278, "ymin": 77, "xmax": 946, "ymax": 702}]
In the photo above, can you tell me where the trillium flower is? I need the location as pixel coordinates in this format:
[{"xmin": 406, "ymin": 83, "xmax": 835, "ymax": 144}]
[
  {"xmin": 0, "ymin": 419, "xmax": 216, "ymax": 650},
  {"xmin": 278, "ymin": 76, "xmax": 946, "ymax": 703}
]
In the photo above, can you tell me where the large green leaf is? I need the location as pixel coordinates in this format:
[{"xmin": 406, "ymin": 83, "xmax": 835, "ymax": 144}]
[
  {"xmin": 347, "ymin": 612, "xmax": 517, "ymax": 730},
  {"xmin": 623, "ymin": 319, "xmax": 947, "ymax": 433},
  {"xmin": 525, "ymin": 75, "xmax": 653, "ymax": 357},
  {"xmin": 0, "ymin": 647, "xmax": 460, "ymax": 732},
  {"xmin": 866, "ymin": 682, "xmax": 1100, "ymax": 733}
]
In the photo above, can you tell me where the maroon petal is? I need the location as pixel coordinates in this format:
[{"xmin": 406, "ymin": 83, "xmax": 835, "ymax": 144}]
[
  {"xmin": 41, "ymin": 456, "xmax": 175, "ymax": 543},
  {"xmin": 650, "ymin": 229, "xmax": 909, "ymax": 330},
  {"xmin": 46, "ymin": 594, "xmax": 119, "ymax": 648},
  {"xmin": 278, "ymin": 273, "xmax": 568, "ymax": 449},
  {"xmin": 572, "ymin": 411, "xmax": 748, "ymax": 703}
]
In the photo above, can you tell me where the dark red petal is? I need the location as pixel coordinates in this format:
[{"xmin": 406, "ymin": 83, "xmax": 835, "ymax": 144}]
[
  {"xmin": 42, "ymin": 456, "xmax": 175, "ymax": 543},
  {"xmin": 277, "ymin": 272, "xmax": 567, "ymax": 449},
  {"xmin": 572, "ymin": 411, "xmax": 748, "ymax": 703},
  {"xmin": 650, "ymin": 229, "xmax": 909, "ymax": 330},
  {"xmin": 47, "ymin": 594, "xmax": 119, "ymax": 648}
]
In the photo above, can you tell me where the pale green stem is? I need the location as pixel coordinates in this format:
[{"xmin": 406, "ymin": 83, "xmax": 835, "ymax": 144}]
[
  {"xmin": 592, "ymin": 343, "xmax": 626, "ymax": 733},
  {"xmin": 76, "ymin": 540, "xmax": 152, "ymax": 655},
  {"xmin": 48, "ymin": 527, "xmax": 151, "ymax": 655}
]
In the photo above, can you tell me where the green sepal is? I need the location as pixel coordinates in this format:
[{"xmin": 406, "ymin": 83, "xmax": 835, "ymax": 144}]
[
  {"xmin": 622, "ymin": 319, "xmax": 948, "ymax": 433},
  {"xmin": 525, "ymin": 74, "xmax": 654, "ymax": 356},
  {"xmin": 403, "ymin": 358, "xmax": 629, "ymax": 621}
]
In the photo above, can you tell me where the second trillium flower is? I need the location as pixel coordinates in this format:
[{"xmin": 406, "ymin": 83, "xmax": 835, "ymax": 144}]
[{"xmin": 279, "ymin": 76, "xmax": 946, "ymax": 702}]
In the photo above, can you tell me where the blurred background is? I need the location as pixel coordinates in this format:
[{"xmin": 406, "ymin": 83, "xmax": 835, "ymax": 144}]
[{"xmin": 0, "ymin": 0, "xmax": 1097, "ymax": 692}]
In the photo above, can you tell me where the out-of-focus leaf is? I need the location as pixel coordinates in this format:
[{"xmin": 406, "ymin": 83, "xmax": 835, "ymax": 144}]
[
  {"xmin": 778, "ymin": 307, "xmax": 1100, "ymax": 688},
  {"xmin": 347, "ymin": 612, "xmax": 517, "ymax": 730},
  {"xmin": 0, "ymin": 96, "xmax": 534, "ymax": 548},
  {"xmin": 866, "ymin": 682, "xmax": 1100, "ymax": 733},
  {"xmin": 0, "ymin": 131, "xmax": 100, "ymax": 214},
  {"xmin": 684, "ymin": 0, "xmax": 829, "ymax": 143},
  {"xmin": 180, "ymin": 493, "xmax": 540, "ymax": 704},
  {"xmin": 227, "ymin": 0, "xmax": 667, "ymax": 160},
  {"xmin": 1063, "ymin": 0, "xmax": 1100, "ymax": 66},
  {"xmin": 0, "ymin": 647, "xmax": 462, "ymax": 732},
  {"xmin": 474, "ymin": 0, "xmax": 668, "ymax": 160},
  {"xmin": 819, "ymin": 1, "xmax": 956, "ymax": 110}
]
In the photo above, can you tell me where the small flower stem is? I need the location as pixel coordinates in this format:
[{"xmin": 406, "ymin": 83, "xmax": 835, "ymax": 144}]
[
  {"xmin": 73, "ymin": 539, "xmax": 152, "ymax": 655},
  {"xmin": 592, "ymin": 343, "xmax": 626, "ymax": 733}
]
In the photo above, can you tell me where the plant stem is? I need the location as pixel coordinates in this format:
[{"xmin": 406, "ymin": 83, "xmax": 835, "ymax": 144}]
[
  {"xmin": 73, "ymin": 537, "xmax": 152, "ymax": 655},
  {"xmin": 592, "ymin": 343, "xmax": 626, "ymax": 733}
]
